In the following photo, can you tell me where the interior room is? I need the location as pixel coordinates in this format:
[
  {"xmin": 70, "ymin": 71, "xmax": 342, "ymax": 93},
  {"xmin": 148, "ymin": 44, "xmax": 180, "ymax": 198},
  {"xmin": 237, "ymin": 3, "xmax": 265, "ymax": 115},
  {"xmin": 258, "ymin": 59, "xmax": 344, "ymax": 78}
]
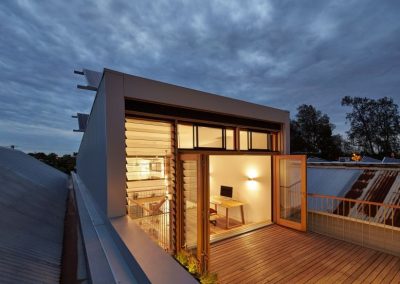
[{"xmin": 209, "ymin": 155, "xmax": 272, "ymax": 241}]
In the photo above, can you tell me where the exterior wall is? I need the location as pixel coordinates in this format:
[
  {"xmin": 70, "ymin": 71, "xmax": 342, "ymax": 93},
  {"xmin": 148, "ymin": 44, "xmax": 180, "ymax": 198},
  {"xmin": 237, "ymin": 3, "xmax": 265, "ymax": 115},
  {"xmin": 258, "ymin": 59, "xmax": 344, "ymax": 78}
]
[
  {"xmin": 104, "ymin": 72, "xmax": 126, "ymax": 217},
  {"xmin": 79, "ymin": 69, "xmax": 291, "ymax": 218},
  {"xmin": 308, "ymin": 212, "xmax": 400, "ymax": 257},
  {"xmin": 120, "ymin": 70, "xmax": 290, "ymax": 154},
  {"xmin": 76, "ymin": 78, "xmax": 108, "ymax": 214},
  {"xmin": 77, "ymin": 70, "xmax": 127, "ymax": 218},
  {"xmin": 283, "ymin": 121, "xmax": 290, "ymax": 154}
]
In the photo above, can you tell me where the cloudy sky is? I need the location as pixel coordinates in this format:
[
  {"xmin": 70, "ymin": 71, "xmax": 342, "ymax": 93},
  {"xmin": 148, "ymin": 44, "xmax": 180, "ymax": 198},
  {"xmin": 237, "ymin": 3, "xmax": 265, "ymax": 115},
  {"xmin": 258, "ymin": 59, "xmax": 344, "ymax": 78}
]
[{"xmin": 0, "ymin": 0, "xmax": 399, "ymax": 154}]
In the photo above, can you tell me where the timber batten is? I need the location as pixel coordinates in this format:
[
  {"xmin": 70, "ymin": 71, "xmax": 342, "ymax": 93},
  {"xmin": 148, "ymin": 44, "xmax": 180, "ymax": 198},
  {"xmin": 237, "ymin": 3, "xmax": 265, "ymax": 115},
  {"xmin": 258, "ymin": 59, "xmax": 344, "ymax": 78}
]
[{"xmin": 210, "ymin": 225, "xmax": 400, "ymax": 283}]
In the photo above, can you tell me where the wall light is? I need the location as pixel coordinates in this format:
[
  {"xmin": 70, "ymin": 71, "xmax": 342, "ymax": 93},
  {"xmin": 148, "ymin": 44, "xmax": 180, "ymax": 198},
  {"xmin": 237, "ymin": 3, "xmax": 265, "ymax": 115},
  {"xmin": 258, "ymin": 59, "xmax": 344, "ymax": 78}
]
[
  {"xmin": 245, "ymin": 168, "xmax": 259, "ymax": 190},
  {"xmin": 246, "ymin": 169, "xmax": 258, "ymax": 180},
  {"xmin": 247, "ymin": 179, "xmax": 257, "ymax": 191}
]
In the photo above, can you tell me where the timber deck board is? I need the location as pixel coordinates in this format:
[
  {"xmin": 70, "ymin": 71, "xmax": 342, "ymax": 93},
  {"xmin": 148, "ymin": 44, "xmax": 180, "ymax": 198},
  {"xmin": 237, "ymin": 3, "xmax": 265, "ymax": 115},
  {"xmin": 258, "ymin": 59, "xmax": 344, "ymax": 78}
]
[{"xmin": 210, "ymin": 224, "xmax": 400, "ymax": 284}]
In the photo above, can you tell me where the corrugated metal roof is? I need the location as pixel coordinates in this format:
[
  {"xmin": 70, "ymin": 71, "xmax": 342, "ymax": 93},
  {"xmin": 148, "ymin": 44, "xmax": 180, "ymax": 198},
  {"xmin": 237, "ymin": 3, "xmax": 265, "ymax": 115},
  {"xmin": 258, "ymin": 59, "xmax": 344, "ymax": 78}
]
[
  {"xmin": 382, "ymin": 157, "xmax": 400, "ymax": 164},
  {"xmin": 307, "ymin": 157, "xmax": 327, "ymax": 162},
  {"xmin": 0, "ymin": 147, "xmax": 68, "ymax": 283},
  {"xmin": 308, "ymin": 165, "xmax": 400, "ymax": 226},
  {"xmin": 307, "ymin": 167, "xmax": 363, "ymax": 196},
  {"xmin": 361, "ymin": 156, "xmax": 381, "ymax": 163}
]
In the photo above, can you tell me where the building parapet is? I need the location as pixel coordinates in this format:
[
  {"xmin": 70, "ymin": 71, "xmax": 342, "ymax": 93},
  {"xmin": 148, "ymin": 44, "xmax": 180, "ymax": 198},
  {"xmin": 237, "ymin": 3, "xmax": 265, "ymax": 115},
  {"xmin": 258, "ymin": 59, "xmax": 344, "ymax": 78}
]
[{"xmin": 71, "ymin": 172, "xmax": 142, "ymax": 284}]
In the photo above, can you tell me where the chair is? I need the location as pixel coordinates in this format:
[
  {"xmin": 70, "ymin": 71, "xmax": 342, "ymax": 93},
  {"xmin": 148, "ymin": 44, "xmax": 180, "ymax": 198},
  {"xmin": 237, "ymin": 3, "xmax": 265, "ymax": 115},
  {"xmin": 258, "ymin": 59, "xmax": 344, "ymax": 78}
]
[{"xmin": 209, "ymin": 207, "xmax": 218, "ymax": 226}]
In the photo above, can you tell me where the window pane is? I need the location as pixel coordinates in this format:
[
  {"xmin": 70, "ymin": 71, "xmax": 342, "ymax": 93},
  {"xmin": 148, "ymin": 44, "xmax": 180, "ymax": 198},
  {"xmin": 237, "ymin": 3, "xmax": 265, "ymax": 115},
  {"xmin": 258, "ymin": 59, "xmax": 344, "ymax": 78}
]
[
  {"xmin": 183, "ymin": 160, "xmax": 198, "ymax": 250},
  {"xmin": 252, "ymin": 132, "xmax": 268, "ymax": 149},
  {"xmin": 178, "ymin": 124, "xmax": 193, "ymax": 148},
  {"xmin": 198, "ymin": 126, "xmax": 223, "ymax": 148},
  {"xmin": 240, "ymin": 130, "xmax": 248, "ymax": 150},
  {"xmin": 126, "ymin": 158, "xmax": 165, "ymax": 181},
  {"xmin": 226, "ymin": 129, "xmax": 234, "ymax": 150}
]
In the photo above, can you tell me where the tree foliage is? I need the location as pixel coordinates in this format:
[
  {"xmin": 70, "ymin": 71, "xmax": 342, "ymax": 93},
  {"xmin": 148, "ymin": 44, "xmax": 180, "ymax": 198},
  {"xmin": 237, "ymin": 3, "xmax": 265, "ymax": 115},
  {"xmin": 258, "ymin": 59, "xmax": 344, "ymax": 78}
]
[
  {"xmin": 341, "ymin": 96, "xmax": 400, "ymax": 156},
  {"xmin": 29, "ymin": 152, "xmax": 76, "ymax": 173},
  {"xmin": 290, "ymin": 104, "xmax": 343, "ymax": 160}
]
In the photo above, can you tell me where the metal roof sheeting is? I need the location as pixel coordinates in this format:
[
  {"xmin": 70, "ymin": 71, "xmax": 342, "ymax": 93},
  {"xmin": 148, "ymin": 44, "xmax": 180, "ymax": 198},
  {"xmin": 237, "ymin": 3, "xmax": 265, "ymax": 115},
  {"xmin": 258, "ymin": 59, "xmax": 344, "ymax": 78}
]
[
  {"xmin": 382, "ymin": 157, "xmax": 400, "ymax": 164},
  {"xmin": 307, "ymin": 157, "xmax": 327, "ymax": 162},
  {"xmin": 307, "ymin": 167, "xmax": 363, "ymax": 196},
  {"xmin": 361, "ymin": 156, "xmax": 381, "ymax": 163},
  {"xmin": 0, "ymin": 147, "xmax": 68, "ymax": 283},
  {"xmin": 308, "ymin": 165, "xmax": 400, "ymax": 223}
]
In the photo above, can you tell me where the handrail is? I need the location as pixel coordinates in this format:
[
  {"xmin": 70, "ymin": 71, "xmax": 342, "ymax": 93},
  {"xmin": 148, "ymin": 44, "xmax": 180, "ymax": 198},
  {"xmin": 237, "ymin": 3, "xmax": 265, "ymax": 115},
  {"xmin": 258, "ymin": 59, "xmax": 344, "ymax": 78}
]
[
  {"xmin": 280, "ymin": 180, "xmax": 301, "ymax": 189},
  {"xmin": 307, "ymin": 193, "xmax": 400, "ymax": 209}
]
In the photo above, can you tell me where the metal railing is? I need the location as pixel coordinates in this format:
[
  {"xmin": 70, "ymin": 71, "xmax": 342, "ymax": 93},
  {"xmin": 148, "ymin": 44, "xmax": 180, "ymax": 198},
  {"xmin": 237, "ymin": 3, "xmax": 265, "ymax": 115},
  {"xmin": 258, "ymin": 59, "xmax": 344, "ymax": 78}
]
[
  {"xmin": 127, "ymin": 188, "xmax": 171, "ymax": 251},
  {"xmin": 280, "ymin": 181, "xmax": 302, "ymax": 222},
  {"xmin": 307, "ymin": 193, "xmax": 400, "ymax": 256}
]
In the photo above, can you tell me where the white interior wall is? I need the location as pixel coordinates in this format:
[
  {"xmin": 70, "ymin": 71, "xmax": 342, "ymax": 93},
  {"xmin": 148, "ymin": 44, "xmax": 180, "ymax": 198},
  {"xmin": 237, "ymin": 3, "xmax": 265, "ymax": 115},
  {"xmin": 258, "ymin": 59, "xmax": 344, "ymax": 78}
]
[{"xmin": 209, "ymin": 155, "xmax": 272, "ymax": 223}]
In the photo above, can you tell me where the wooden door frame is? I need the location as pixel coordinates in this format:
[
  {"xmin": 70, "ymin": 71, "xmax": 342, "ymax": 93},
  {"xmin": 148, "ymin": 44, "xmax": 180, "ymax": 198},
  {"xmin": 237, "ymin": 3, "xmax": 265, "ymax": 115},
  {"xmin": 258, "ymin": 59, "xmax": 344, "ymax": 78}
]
[
  {"xmin": 273, "ymin": 155, "xmax": 307, "ymax": 231},
  {"xmin": 177, "ymin": 153, "xmax": 210, "ymax": 273}
]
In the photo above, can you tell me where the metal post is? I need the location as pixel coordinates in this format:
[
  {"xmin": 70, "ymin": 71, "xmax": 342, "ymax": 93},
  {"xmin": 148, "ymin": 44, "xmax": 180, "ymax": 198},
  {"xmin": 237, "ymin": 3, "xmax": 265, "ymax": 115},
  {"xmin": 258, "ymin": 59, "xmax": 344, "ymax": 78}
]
[
  {"xmin": 368, "ymin": 203, "xmax": 370, "ymax": 243},
  {"xmin": 311, "ymin": 196, "xmax": 314, "ymax": 231},
  {"xmin": 392, "ymin": 207, "xmax": 394, "ymax": 244},
  {"xmin": 383, "ymin": 206, "xmax": 386, "ymax": 251},
  {"xmin": 342, "ymin": 201, "xmax": 345, "ymax": 240},
  {"xmin": 361, "ymin": 203, "xmax": 364, "ymax": 246}
]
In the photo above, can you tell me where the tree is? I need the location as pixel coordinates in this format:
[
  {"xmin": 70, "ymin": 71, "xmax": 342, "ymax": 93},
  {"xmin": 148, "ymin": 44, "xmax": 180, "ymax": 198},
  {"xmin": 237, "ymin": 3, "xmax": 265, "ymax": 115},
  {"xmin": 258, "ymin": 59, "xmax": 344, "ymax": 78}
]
[
  {"xmin": 291, "ymin": 104, "xmax": 343, "ymax": 160},
  {"xmin": 341, "ymin": 96, "xmax": 400, "ymax": 156},
  {"xmin": 375, "ymin": 97, "xmax": 400, "ymax": 154},
  {"xmin": 29, "ymin": 152, "xmax": 76, "ymax": 173}
]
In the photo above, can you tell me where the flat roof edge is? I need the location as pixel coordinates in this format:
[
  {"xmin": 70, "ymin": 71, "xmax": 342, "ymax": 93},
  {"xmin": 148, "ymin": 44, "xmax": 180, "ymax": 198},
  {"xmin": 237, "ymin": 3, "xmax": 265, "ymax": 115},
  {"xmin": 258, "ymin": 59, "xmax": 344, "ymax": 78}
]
[{"xmin": 102, "ymin": 67, "xmax": 290, "ymax": 114}]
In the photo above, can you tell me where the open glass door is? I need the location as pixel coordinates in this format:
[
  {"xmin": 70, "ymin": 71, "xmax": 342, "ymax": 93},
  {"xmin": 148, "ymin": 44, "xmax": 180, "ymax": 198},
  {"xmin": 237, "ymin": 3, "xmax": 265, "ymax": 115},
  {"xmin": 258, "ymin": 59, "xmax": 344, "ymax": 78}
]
[
  {"xmin": 274, "ymin": 155, "xmax": 307, "ymax": 231},
  {"xmin": 178, "ymin": 154, "xmax": 209, "ymax": 273}
]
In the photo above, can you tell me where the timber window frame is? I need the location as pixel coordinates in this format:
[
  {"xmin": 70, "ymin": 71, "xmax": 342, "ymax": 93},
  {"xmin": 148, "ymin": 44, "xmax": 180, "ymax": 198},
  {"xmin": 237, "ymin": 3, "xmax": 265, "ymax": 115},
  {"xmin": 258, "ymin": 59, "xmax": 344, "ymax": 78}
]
[
  {"xmin": 239, "ymin": 129, "xmax": 280, "ymax": 152},
  {"xmin": 177, "ymin": 123, "xmax": 235, "ymax": 151}
]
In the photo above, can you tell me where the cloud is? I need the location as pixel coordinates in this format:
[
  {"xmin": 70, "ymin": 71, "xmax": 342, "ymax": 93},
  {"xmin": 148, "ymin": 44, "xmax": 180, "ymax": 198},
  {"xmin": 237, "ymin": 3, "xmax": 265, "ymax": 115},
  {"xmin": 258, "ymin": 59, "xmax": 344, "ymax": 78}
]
[{"xmin": 0, "ymin": 0, "xmax": 399, "ymax": 154}]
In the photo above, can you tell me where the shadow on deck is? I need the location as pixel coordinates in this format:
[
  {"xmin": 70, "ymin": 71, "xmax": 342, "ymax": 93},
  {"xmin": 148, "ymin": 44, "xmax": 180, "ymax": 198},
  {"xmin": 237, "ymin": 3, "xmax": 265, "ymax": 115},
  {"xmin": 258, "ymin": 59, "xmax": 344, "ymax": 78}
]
[{"xmin": 210, "ymin": 224, "xmax": 400, "ymax": 283}]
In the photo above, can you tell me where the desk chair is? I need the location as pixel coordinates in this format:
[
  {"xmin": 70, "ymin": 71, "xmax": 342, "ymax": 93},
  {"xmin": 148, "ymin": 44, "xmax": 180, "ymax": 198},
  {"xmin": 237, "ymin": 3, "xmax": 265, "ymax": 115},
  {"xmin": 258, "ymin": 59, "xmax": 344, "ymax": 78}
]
[{"xmin": 209, "ymin": 207, "xmax": 218, "ymax": 226}]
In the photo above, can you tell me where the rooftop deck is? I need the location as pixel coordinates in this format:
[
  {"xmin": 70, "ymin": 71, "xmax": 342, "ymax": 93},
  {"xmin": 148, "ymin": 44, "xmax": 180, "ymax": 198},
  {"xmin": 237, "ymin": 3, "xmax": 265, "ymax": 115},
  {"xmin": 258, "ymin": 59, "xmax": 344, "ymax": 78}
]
[{"xmin": 210, "ymin": 225, "xmax": 400, "ymax": 283}]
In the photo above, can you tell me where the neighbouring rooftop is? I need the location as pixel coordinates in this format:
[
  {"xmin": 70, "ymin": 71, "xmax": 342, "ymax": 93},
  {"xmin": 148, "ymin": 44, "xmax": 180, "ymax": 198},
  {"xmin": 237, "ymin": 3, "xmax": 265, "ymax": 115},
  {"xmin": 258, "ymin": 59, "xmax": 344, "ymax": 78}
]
[
  {"xmin": 308, "ymin": 164, "xmax": 400, "ymax": 226},
  {"xmin": 0, "ymin": 147, "xmax": 68, "ymax": 283},
  {"xmin": 308, "ymin": 163, "xmax": 400, "ymax": 196}
]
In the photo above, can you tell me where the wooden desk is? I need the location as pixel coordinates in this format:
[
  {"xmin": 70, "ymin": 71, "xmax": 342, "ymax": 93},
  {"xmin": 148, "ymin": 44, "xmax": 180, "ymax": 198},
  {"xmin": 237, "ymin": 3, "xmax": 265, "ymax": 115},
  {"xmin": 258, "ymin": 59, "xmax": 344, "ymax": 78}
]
[{"xmin": 210, "ymin": 196, "xmax": 245, "ymax": 229}]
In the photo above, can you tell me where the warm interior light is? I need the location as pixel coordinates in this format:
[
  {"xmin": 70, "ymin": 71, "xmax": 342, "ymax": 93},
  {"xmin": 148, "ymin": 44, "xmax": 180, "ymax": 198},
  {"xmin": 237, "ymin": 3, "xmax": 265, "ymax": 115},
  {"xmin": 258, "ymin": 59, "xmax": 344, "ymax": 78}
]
[
  {"xmin": 247, "ymin": 179, "xmax": 257, "ymax": 190},
  {"xmin": 246, "ymin": 168, "xmax": 258, "ymax": 180},
  {"xmin": 139, "ymin": 159, "xmax": 150, "ymax": 179},
  {"xmin": 246, "ymin": 168, "xmax": 258, "ymax": 190}
]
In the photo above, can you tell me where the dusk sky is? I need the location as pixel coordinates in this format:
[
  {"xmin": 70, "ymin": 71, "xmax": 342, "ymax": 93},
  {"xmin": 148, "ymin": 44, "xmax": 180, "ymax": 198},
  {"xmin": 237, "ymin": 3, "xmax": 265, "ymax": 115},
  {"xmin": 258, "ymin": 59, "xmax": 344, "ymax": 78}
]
[{"xmin": 1, "ymin": 0, "xmax": 399, "ymax": 154}]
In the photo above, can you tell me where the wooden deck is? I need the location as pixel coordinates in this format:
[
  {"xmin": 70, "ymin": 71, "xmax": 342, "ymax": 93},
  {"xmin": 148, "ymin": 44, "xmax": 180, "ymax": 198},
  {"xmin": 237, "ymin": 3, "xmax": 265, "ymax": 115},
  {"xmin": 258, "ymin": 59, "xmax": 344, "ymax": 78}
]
[{"xmin": 210, "ymin": 225, "xmax": 400, "ymax": 284}]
